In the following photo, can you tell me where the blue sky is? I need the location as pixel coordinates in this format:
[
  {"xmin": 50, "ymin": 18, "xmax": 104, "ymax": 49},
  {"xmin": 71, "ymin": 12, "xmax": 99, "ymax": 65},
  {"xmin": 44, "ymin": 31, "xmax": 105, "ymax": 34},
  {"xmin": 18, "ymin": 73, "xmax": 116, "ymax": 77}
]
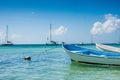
[{"xmin": 0, "ymin": 0, "xmax": 120, "ymax": 44}]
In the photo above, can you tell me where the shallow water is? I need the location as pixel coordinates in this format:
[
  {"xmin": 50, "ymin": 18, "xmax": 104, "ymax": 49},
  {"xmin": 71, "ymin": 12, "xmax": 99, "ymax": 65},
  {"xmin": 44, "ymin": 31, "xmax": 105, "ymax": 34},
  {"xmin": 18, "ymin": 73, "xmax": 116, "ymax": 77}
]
[{"xmin": 0, "ymin": 44, "xmax": 120, "ymax": 80}]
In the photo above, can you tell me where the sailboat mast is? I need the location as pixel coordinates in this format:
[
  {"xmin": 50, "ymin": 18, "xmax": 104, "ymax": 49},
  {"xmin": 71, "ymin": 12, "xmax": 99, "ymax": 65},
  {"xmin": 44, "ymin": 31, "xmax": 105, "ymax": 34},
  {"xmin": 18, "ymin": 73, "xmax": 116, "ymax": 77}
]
[
  {"xmin": 5, "ymin": 25, "xmax": 8, "ymax": 42},
  {"xmin": 50, "ymin": 24, "xmax": 52, "ymax": 42}
]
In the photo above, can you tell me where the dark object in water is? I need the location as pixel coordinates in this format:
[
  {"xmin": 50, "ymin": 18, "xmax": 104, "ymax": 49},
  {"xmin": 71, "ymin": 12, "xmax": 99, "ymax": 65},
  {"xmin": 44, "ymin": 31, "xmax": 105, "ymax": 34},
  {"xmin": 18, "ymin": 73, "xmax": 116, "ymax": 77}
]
[{"xmin": 24, "ymin": 56, "xmax": 31, "ymax": 60}]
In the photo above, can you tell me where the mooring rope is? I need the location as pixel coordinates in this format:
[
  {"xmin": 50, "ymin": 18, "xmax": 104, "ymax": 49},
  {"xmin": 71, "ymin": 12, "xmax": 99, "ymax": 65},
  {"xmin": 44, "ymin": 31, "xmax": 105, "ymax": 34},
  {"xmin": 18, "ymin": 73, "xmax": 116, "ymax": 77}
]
[{"xmin": 23, "ymin": 45, "xmax": 61, "ymax": 61}]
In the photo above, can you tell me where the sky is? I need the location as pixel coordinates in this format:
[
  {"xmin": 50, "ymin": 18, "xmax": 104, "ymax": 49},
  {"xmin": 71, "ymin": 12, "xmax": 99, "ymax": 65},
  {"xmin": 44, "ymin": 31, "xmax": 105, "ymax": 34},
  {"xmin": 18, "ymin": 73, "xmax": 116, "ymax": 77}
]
[{"xmin": 0, "ymin": 0, "xmax": 120, "ymax": 44}]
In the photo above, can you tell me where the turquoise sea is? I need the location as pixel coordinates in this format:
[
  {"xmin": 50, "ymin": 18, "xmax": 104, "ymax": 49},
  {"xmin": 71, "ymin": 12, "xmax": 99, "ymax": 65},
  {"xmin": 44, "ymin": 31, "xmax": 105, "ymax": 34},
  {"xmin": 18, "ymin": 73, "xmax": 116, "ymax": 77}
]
[{"xmin": 0, "ymin": 44, "xmax": 120, "ymax": 80}]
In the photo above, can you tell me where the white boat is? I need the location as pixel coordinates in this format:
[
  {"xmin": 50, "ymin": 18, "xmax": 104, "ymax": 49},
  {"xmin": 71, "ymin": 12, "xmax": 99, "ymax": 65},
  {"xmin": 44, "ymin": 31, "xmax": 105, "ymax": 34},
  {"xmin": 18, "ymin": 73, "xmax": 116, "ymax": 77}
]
[
  {"xmin": 62, "ymin": 43, "xmax": 120, "ymax": 66},
  {"xmin": 96, "ymin": 43, "xmax": 120, "ymax": 53},
  {"xmin": 2, "ymin": 25, "xmax": 13, "ymax": 46},
  {"xmin": 46, "ymin": 24, "xmax": 58, "ymax": 45}
]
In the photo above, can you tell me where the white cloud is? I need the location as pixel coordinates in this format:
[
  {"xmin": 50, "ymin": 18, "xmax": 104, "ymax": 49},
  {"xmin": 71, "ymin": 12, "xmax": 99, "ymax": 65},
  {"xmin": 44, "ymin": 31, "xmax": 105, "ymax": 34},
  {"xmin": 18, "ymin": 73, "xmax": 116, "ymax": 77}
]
[
  {"xmin": 0, "ymin": 31, "xmax": 22, "ymax": 43},
  {"xmin": 91, "ymin": 14, "xmax": 120, "ymax": 35},
  {"xmin": 10, "ymin": 33, "xmax": 23, "ymax": 43},
  {"xmin": 52, "ymin": 26, "xmax": 67, "ymax": 36},
  {"xmin": 10, "ymin": 34, "xmax": 22, "ymax": 40}
]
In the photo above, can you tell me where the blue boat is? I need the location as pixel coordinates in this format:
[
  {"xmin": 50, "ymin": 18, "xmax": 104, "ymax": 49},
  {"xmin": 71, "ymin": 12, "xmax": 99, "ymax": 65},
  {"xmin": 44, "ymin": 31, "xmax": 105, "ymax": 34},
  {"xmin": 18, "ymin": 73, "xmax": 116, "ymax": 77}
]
[{"xmin": 62, "ymin": 44, "xmax": 120, "ymax": 66}]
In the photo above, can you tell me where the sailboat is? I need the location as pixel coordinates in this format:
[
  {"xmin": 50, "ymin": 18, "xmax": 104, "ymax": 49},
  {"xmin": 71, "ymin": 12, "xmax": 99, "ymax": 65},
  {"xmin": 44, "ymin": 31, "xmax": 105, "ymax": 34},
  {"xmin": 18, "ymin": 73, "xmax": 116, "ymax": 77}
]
[
  {"xmin": 46, "ymin": 24, "xmax": 58, "ymax": 45},
  {"xmin": 2, "ymin": 25, "xmax": 13, "ymax": 46}
]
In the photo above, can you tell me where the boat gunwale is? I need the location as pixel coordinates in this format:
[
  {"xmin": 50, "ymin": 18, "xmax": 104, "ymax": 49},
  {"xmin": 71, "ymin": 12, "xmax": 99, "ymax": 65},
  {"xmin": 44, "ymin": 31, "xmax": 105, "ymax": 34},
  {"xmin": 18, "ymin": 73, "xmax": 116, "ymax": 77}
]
[
  {"xmin": 62, "ymin": 44, "xmax": 120, "ymax": 59},
  {"xmin": 96, "ymin": 43, "xmax": 120, "ymax": 53}
]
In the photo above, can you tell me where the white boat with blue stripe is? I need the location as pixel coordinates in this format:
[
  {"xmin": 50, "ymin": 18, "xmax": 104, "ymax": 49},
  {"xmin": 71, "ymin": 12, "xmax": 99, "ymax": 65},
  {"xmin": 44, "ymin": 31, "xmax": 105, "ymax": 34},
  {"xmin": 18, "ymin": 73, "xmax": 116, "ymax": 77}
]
[{"xmin": 62, "ymin": 43, "xmax": 120, "ymax": 66}]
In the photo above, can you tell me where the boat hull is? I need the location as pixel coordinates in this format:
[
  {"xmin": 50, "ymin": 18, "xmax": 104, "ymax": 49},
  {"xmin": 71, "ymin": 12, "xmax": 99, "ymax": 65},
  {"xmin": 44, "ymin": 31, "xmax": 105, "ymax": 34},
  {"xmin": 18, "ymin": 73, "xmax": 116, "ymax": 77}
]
[
  {"xmin": 63, "ymin": 44, "xmax": 120, "ymax": 66},
  {"xmin": 1, "ymin": 44, "xmax": 13, "ymax": 46},
  {"xmin": 96, "ymin": 43, "xmax": 120, "ymax": 53}
]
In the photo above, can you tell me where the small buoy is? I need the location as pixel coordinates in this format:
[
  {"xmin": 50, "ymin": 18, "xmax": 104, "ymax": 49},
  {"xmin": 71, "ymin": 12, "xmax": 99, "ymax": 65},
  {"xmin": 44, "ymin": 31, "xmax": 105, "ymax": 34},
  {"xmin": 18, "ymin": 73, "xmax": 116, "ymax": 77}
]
[{"xmin": 24, "ymin": 56, "xmax": 31, "ymax": 60}]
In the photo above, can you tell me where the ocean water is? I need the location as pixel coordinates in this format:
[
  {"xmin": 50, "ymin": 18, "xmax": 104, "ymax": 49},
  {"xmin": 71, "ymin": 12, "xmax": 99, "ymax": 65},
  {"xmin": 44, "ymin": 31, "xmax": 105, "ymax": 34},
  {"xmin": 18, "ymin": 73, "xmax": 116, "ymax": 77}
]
[{"xmin": 0, "ymin": 44, "xmax": 120, "ymax": 80}]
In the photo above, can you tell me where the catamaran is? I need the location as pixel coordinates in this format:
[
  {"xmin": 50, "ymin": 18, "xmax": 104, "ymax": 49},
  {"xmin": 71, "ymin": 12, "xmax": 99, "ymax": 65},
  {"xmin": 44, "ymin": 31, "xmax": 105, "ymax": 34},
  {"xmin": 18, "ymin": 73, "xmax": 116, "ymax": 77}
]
[{"xmin": 2, "ymin": 25, "xmax": 13, "ymax": 46}]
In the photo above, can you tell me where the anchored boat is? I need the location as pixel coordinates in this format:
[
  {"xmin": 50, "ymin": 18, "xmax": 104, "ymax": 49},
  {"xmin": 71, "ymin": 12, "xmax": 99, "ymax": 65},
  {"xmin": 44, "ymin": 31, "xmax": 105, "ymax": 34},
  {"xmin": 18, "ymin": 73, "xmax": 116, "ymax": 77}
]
[
  {"xmin": 62, "ymin": 43, "xmax": 120, "ymax": 66},
  {"xmin": 46, "ymin": 24, "xmax": 58, "ymax": 45},
  {"xmin": 96, "ymin": 43, "xmax": 120, "ymax": 53},
  {"xmin": 2, "ymin": 25, "xmax": 13, "ymax": 46}
]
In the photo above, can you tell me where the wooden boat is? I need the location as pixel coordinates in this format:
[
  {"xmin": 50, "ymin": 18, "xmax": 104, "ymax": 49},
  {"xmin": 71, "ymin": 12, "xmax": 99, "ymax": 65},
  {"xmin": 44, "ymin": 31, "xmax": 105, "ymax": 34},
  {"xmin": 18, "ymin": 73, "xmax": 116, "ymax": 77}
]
[
  {"xmin": 96, "ymin": 43, "xmax": 120, "ymax": 53},
  {"xmin": 2, "ymin": 25, "xmax": 13, "ymax": 46},
  {"xmin": 62, "ymin": 43, "xmax": 120, "ymax": 66}
]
